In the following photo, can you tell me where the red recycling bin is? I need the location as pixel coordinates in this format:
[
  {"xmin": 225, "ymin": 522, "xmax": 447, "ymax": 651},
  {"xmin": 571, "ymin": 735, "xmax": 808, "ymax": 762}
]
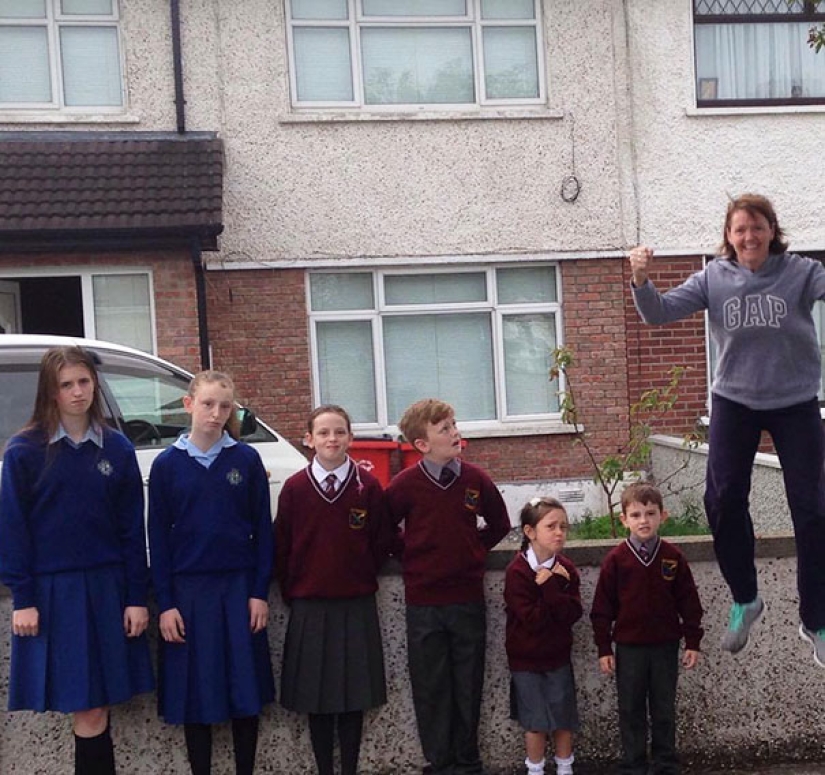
[
  {"xmin": 400, "ymin": 439, "xmax": 468, "ymax": 470},
  {"xmin": 349, "ymin": 439, "xmax": 400, "ymax": 487}
]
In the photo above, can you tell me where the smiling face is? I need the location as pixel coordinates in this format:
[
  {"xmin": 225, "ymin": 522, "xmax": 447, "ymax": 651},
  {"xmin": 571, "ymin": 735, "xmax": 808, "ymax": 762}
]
[
  {"xmin": 415, "ymin": 414, "xmax": 462, "ymax": 465},
  {"xmin": 306, "ymin": 410, "xmax": 353, "ymax": 470},
  {"xmin": 184, "ymin": 380, "xmax": 235, "ymax": 444},
  {"xmin": 726, "ymin": 208, "xmax": 775, "ymax": 271},
  {"xmin": 55, "ymin": 364, "xmax": 95, "ymax": 423},
  {"xmin": 524, "ymin": 507, "xmax": 569, "ymax": 562},
  {"xmin": 620, "ymin": 499, "xmax": 667, "ymax": 543}
]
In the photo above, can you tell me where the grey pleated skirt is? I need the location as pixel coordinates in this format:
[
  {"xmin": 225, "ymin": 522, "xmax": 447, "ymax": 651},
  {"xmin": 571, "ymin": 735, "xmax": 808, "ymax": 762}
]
[
  {"xmin": 509, "ymin": 662, "xmax": 580, "ymax": 733},
  {"xmin": 280, "ymin": 594, "xmax": 387, "ymax": 714}
]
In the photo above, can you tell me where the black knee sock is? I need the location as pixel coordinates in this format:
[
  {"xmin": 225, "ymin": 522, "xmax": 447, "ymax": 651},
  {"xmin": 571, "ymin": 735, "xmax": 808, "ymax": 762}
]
[
  {"xmin": 184, "ymin": 723, "xmax": 212, "ymax": 775},
  {"xmin": 74, "ymin": 725, "xmax": 116, "ymax": 775},
  {"xmin": 337, "ymin": 711, "xmax": 363, "ymax": 775},
  {"xmin": 308, "ymin": 713, "xmax": 335, "ymax": 775},
  {"xmin": 231, "ymin": 715, "xmax": 260, "ymax": 775}
]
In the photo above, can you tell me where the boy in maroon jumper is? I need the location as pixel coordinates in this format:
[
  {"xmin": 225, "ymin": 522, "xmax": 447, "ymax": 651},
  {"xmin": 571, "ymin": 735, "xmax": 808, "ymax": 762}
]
[
  {"xmin": 387, "ymin": 399, "xmax": 511, "ymax": 775},
  {"xmin": 590, "ymin": 483, "xmax": 703, "ymax": 775}
]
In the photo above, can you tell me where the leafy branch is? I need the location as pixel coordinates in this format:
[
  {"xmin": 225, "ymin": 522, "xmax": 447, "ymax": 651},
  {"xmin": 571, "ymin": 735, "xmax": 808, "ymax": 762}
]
[{"xmin": 551, "ymin": 346, "xmax": 700, "ymax": 537}]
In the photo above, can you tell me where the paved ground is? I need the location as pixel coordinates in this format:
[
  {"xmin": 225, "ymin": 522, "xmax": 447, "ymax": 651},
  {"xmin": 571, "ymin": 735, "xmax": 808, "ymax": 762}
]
[{"xmin": 697, "ymin": 769, "xmax": 825, "ymax": 775}]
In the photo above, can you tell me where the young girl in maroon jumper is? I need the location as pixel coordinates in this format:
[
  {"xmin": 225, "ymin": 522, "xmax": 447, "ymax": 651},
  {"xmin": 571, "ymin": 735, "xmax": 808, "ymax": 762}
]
[
  {"xmin": 504, "ymin": 497, "xmax": 582, "ymax": 775},
  {"xmin": 275, "ymin": 405, "xmax": 390, "ymax": 775}
]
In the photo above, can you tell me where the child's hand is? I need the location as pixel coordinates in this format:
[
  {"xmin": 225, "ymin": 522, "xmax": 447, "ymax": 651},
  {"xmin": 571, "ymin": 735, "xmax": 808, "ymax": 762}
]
[
  {"xmin": 551, "ymin": 563, "xmax": 570, "ymax": 581},
  {"xmin": 123, "ymin": 606, "xmax": 149, "ymax": 638},
  {"xmin": 535, "ymin": 568, "xmax": 552, "ymax": 585},
  {"xmin": 599, "ymin": 655, "xmax": 615, "ymax": 675},
  {"xmin": 160, "ymin": 608, "xmax": 186, "ymax": 643},
  {"xmin": 682, "ymin": 649, "xmax": 700, "ymax": 670},
  {"xmin": 12, "ymin": 607, "xmax": 39, "ymax": 637},
  {"xmin": 249, "ymin": 598, "xmax": 268, "ymax": 633}
]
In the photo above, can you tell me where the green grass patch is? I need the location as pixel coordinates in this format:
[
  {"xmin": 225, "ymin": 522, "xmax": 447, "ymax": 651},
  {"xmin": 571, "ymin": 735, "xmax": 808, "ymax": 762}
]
[{"xmin": 569, "ymin": 505, "xmax": 710, "ymax": 541}]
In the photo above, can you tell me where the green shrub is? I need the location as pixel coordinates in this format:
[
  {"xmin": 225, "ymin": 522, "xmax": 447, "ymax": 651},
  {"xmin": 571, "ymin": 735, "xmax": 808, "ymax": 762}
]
[{"xmin": 569, "ymin": 504, "xmax": 710, "ymax": 541}]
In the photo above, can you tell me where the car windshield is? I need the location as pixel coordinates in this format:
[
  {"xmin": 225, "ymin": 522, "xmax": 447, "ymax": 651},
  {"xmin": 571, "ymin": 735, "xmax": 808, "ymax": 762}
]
[{"xmin": 0, "ymin": 366, "xmax": 38, "ymax": 450}]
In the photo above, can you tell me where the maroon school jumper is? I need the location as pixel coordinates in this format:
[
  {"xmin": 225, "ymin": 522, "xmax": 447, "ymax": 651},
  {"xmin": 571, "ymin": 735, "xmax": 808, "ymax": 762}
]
[
  {"xmin": 386, "ymin": 460, "xmax": 511, "ymax": 606},
  {"xmin": 275, "ymin": 464, "xmax": 390, "ymax": 602},
  {"xmin": 504, "ymin": 552, "xmax": 582, "ymax": 672},
  {"xmin": 590, "ymin": 539, "xmax": 704, "ymax": 657}
]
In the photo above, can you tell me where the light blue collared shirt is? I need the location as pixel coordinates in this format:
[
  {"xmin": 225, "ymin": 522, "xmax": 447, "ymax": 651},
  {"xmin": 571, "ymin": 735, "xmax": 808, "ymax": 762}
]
[
  {"xmin": 50, "ymin": 422, "xmax": 103, "ymax": 449},
  {"xmin": 174, "ymin": 431, "xmax": 237, "ymax": 469},
  {"xmin": 421, "ymin": 458, "xmax": 461, "ymax": 481}
]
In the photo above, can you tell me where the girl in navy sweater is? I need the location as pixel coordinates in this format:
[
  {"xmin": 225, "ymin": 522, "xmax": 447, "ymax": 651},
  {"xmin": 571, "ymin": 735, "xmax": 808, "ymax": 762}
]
[
  {"xmin": 148, "ymin": 370, "xmax": 274, "ymax": 775},
  {"xmin": 276, "ymin": 405, "xmax": 389, "ymax": 775},
  {"xmin": 0, "ymin": 345, "xmax": 153, "ymax": 775},
  {"xmin": 504, "ymin": 497, "xmax": 582, "ymax": 775}
]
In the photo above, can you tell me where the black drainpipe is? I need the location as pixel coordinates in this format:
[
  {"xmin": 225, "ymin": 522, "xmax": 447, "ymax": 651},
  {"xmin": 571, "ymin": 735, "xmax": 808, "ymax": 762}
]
[
  {"xmin": 171, "ymin": 0, "xmax": 186, "ymax": 134},
  {"xmin": 191, "ymin": 238, "xmax": 211, "ymax": 371}
]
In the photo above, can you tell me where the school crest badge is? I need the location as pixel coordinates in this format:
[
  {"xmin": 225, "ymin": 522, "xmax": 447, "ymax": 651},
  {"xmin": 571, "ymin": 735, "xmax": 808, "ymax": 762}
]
[
  {"xmin": 349, "ymin": 508, "xmax": 367, "ymax": 530},
  {"xmin": 97, "ymin": 459, "xmax": 113, "ymax": 476},
  {"xmin": 464, "ymin": 489, "xmax": 480, "ymax": 511},
  {"xmin": 661, "ymin": 559, "xmax": 678, "ymax": 581},
  {"xmin": 226, "ymin": 468, "xmax": 243, "ymax": 486}
]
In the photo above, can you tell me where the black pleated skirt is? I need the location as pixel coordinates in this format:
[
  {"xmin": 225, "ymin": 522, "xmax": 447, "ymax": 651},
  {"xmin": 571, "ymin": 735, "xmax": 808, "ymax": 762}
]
[{"xmin": 280, "ymin": 594, "xmax": 386, "ymax": 714}]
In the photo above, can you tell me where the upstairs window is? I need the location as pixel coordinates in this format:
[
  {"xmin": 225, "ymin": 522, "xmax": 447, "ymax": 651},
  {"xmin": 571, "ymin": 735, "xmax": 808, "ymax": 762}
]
[
  {"xmin": 286, "ymin": 0, "xmax": 545, "ymax": 110},
  {"xmin": 0, "ymin": 0, "xmax": 123, "ymax": 110},
  {"xmin": 694, "ymin": 0, "xmax": 825, "ymax": 106}
]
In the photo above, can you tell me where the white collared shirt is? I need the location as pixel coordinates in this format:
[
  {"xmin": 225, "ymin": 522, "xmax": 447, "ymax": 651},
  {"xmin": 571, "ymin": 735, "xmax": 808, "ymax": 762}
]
[
  {"xmin": 311, "ymin": 457, "xmax": 351, "ymax": 492},
  {"xmin": 525, "ymin": 545, "xmax": 556, "ymax": 572}
]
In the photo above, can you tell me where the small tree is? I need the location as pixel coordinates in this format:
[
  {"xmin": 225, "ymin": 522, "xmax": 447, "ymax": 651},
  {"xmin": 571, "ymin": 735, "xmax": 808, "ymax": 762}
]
[{"xmin": 550, "ymin": 346, "xmax": 700, "ymax": 537}]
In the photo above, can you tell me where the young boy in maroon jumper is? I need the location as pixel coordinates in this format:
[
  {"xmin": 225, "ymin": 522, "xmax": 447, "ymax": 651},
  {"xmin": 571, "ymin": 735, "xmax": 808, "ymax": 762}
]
[
  {"xmin": 590, "ymin": 483, "xmax": 703, "ymax": 775},
  {"xmin": 387, "ymin": 398, "xmax": 511, "ymax": 775}
]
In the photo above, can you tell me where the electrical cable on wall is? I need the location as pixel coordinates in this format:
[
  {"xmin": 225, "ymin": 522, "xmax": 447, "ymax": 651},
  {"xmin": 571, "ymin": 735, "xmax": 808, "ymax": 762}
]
[{"xmin": 560, "ymin": 113, "xmax": 581, "ymax": 203}]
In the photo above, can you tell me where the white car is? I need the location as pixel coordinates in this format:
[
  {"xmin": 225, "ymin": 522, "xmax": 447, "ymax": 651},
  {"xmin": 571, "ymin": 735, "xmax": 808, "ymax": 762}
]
[{"xmin": 0, "ymin": 334, "xmax": 307, "ymax": 516}]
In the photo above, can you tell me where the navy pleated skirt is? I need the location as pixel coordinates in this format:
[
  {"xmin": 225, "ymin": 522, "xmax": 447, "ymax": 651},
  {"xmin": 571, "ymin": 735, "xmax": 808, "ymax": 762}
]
[
  {"xmin": 8, "ymin": 565, "xmax": 154, "ymax": 713},
  {"xmin": 157, "ymin": 571, "xmax": 275, "ymax": 725},
  {"xmin": 280, "ymin": 594, "xmax": 386, "ymax": 715}
]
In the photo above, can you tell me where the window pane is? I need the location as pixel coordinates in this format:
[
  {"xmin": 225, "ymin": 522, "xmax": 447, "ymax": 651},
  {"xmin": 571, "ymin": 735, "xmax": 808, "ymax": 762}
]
[
  {"xmin": 60, "ymin": 25, "xmax": 122, "ymax": 106},
  {"xmin": 61, "ymin": 0, "xmax": 113, "ymax": 14},
  {"xmin": 502, "ymin": 314, "xmax": 558, "ymax": 415},
  {"xmin": 290, "ymin": 0, "xmax": 347, "ymax": 21},
  {"xmin": 497, "ymin": 266, "xmax": 556, "ymax": 304},
  {"xmin": 483, "ymin": 26, "xmax": 538, "ymax": 99},
  {"xmin": 0, "ymin": 27, "xmax": 51, "ymax": 102},
  {"xmin": 92, "ymin": 274, "xmax": 152, "ymax": 353},
  {"xmin": 293, "ymin": 27, "xmax": 353, "ymax": 101},
  {"xmin": 385, "ymin": 273, "xmax": 486, "ymax": 305},
  {"xmin": 310, "ymin": 272, "xmax": 374, "ymax": 310},
  {"xmin": 695, "ymin": 22, "xmax": 825, "ymax": 100},
  {"xmin": 481, "ymin": 0, "xmax": 534, "ymax": 20},
  {"xmin": 384, "ymin": 313, "xmax": 495, "ymax": 422},
  {"xmin": 316, "ymin": 321, "xmax": 377, "ymax": 423},
  {"xmin": 362, "ymin": 27, "xmax": 474, "ymax": 104},
  {"xmin": 0, "ymin": 0, "xmax": 45, "ymax": 17},
  {"xmin": 362, "ymin": 0, "xmax": 466, "ymax": 16}
]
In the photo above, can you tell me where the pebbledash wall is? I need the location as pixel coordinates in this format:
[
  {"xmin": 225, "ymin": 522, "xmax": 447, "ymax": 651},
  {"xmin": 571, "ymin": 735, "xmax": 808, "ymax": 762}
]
[{"xmin": 1, "ymin": 536, "xmax": 821, "ymax": 774}]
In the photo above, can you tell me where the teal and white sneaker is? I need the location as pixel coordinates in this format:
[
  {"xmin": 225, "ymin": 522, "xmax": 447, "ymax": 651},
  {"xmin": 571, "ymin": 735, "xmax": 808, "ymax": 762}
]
[
  {"xmin": 799, "ymin": 624, "xmax": 825, "ymax": 669},
  {"xmin": 721, "ymin": 597, "xmax": 764, "ymax": 654}
]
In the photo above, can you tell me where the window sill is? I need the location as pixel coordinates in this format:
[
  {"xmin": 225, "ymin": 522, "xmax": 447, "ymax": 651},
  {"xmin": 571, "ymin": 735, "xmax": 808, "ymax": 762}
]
[
  {"xmin": 279, "ymin": 106, "xmax": 565, "ymax": 124},
  {"xmin": 685, "ymin": 105, "xmax": 825, "ymax": 117},
  {"xmin": 0, "ymin": 112, "xmax": 141, "ymax": 125},
  {"xmin": 356, "ymin": 421, "xmax": 580, "ymax": 440}
]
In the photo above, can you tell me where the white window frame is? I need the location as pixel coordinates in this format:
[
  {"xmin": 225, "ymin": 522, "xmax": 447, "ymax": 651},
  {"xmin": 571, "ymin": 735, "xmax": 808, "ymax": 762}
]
[
  {"xmin": 285, "ymin": 0, "xmax": 546, "ymax": 112},
  {"xmin": 0, "ymin": 266, "xmax": 157, "ymax": 353},
  {"xmin": 0, "ymin": 0, "xmax": 125, "ymax": 113},
  {"xmin": 307, "ymin": 263, "xmax": 564, "ymax": 435}
]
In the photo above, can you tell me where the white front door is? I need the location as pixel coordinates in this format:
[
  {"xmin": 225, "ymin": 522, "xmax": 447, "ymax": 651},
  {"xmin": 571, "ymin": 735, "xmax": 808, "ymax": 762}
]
[{"xmin": 0, "ymin": 281, "xmax": 21, "ymax": 334}]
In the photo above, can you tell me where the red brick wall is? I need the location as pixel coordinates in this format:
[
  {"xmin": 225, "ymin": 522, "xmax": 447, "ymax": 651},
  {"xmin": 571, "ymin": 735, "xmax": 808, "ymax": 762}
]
[
  {"xmin": 206, "ymin": 268, "xmax": 312, "ymax": 447},
  {"xmin": 0, "ymin": 250, "xmax": 201, "ymax": 373},
  {"xmin": 623, "ymin": 255, "xmax": 709, "ymax": 438},
  {"xmin": 204, "ymin": 259, "xmax": 713, "ymax": 483}
]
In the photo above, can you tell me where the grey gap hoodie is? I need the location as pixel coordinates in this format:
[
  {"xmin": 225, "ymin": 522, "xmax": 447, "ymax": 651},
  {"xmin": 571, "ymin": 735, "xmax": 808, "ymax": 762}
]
[{"xmin": 632, "ymin": 253, "xmax": 825, "ymax": 411}]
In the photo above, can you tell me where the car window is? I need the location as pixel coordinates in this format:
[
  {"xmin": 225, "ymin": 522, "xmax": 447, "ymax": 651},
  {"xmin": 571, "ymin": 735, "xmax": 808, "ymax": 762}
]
[{"xmin": 0, "ymin": 365, "xmax": 38, "ymax": 450}]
